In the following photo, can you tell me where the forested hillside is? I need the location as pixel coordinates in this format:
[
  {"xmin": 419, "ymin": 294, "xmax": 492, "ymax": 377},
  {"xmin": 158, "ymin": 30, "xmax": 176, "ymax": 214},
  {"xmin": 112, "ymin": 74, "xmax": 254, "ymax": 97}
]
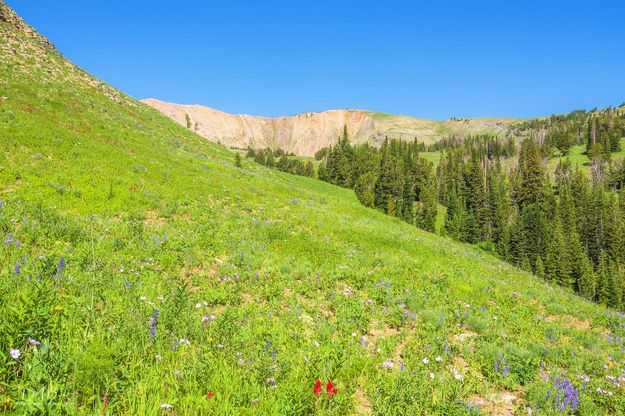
[{"xmin": 310, "ymin": 107, "xmax": 625, "ymax": 312}]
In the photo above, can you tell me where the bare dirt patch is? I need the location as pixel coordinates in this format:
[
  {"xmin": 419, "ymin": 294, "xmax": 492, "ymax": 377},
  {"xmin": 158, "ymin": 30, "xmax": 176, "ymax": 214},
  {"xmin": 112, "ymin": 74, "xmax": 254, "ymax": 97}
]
[
  {"xmin": 144, "ymin": 210, "xmax": 166, "ymax": 227},
  {"xmin": 467, "ymin": 391, "xmax": 521, "ymax": 416},
  {"xmin": 354, "ymin": 387, "xmax": 373, "ymax": 415},
  {"xmin": 545, "ymin": 314, "xmax": 590, "ymax": 330}
]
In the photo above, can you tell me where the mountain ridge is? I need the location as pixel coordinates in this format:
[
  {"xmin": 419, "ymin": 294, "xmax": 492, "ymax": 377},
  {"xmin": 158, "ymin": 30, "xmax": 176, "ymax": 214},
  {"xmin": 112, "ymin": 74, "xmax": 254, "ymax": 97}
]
[{"xmin": 143, "ymin": 98, "xmax": 517, "ymax": 156}]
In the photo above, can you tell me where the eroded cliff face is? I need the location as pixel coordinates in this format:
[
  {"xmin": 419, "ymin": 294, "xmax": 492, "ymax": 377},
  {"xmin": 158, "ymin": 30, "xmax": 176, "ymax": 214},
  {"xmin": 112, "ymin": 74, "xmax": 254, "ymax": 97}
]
[{"xmin": 143, "ymin": 98, "xmax": 516, "ymax": 156}]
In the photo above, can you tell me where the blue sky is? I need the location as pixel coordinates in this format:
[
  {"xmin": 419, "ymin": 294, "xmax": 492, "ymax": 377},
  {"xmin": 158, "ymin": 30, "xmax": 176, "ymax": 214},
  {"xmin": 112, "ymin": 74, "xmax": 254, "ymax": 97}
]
[{"xmin": 8, "ymin": 0, "xmax": 625, "ymax": 119}]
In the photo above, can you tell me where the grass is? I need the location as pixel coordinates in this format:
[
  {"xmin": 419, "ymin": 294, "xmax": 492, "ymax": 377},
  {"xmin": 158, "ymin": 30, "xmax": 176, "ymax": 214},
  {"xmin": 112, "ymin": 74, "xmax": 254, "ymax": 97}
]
[
  {"xmin": 2, "ymin": 6, "xmax": 625, "ymax": 415},
  {"xmin": 548, "ymin": 139, "xmax": 625, "ymax": 173}
]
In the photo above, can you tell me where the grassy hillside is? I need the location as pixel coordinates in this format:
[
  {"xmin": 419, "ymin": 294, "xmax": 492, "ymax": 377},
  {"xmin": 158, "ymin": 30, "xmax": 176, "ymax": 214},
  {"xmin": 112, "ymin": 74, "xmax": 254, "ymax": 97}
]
[{"xmin": 1, "ymin": 3, "xmax": 625, "ymax": 415}]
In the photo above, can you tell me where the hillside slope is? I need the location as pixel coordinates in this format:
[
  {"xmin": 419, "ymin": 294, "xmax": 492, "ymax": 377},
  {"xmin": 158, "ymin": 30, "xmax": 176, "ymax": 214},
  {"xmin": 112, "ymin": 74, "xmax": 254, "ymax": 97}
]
[
  {"xmin": 143, "ymin": 98, "xmax": 516, "ymax": 156},
  {"xmin": 1, "ymin": 3, "xmax": 624, "ymax": 415}
]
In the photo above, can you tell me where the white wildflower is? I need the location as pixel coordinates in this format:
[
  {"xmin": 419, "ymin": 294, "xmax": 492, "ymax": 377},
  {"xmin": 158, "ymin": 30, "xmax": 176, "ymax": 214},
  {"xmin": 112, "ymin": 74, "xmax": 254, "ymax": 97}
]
[{"xmin": 452, "ymin": 368, "xmax": 464, "ymax": 381}]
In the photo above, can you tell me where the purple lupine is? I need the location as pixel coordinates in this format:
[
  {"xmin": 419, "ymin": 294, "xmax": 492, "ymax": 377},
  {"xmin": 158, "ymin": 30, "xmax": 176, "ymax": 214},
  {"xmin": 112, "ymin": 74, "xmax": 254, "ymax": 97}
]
[
  {"xmin": 57, "ymin": 257, "xmax": 65, "ymax": 277},
  {"xmin": 550, "ymin": 376, "xmax": 579, "ymax": 413},
  {"xmin": 502, "ymin": 365, "xmax": 510, "ymax": 377},
  {"xmin": 14, "ymin": 262, "xmax": 21, "ymax": 276},
  {"xmin": 4, "ymin": 233, "xmax": 13, "ymax": 246},
  {"xmin": 150, "ymin": 309, "xmax": 159, "ymax": 341},
  {"xmin": 438, "ymin": 313, "xmax": 444, "ymax": 325}
]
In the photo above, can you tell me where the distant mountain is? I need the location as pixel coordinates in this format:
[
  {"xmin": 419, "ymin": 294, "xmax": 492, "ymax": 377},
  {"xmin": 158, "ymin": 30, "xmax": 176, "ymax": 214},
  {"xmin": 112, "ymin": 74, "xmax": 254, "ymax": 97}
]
[{"xmin": 143, "ymin": 98, "xmax": 518, "ymax": 156}]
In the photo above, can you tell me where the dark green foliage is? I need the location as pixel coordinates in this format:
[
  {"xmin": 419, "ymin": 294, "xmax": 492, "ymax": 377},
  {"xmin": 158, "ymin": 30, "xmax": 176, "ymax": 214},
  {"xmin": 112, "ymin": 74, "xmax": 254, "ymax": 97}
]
[
  {"xmin": 248, "ymin": 148, "xmax": 315, "ymax": 177},
  {"xmin": 317, "ymin": 135, "xmax": 437, "ymax": 232},
  {"xmin": 354, "ymin": 172, "xmax": 376, "ymax": 207},
  {"xmin": 433, "ymin": 132, "xmax": 625, "ymax": 312},
  {"xmin": 314, "ymin": 147, "xmax": 329, "ymax": 161}
]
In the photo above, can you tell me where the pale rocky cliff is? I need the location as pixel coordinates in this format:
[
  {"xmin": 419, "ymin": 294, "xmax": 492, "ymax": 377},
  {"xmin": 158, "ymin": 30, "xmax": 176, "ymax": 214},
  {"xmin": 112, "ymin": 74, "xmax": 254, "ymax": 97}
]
[{"xmin": 143, "ymin": 98, "xmax": 517, "ymax": 156}]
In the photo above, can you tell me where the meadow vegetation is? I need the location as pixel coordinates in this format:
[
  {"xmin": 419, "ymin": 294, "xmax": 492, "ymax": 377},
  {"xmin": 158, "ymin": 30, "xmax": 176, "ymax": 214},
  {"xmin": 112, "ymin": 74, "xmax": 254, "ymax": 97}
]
[{"xmin": 2, "ymin": 3, "xmax": 625, "ymax": 414}]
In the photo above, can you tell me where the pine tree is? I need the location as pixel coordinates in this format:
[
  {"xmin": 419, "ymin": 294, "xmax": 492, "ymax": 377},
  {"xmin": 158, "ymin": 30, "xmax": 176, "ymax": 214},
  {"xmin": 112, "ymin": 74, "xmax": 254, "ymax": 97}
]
[
  {"xmin": 535, "ymin": 255, "xmax": 545, "ymax": 278},
  {"xmin": 544, "ymin": 217, "xmax": 571, "ymax": 286},
  {"xmin": 234, "ymin": 152, "xmax": 242, "ymax": 168},
  {"xmin": 515, "ymin": 139, "xmax": 548, "ymax": 209},
  {"xmin": 597, "ymin": 251, "xmax": 612, "ymax": 306},
  {"xmin": 304, "ymin": 161, "xmax": 315, "ymax": 178},
  {"xmin": 487, "ymin": 167, "xmax": 511, "ymax": 242},
  {"xmin": 461, "ymin": 160, "xmax": 489, "ymax": 242},
  {"xmin": 577, "ymin": 256, "xmax": 596, "ymax": 301},
  {"xmin": 445, "ymin": 192, "xmax": 467, "ymax": 241},
  {"xmin": 520, "ymin": 256, "xmax": 532, "ymax": 273},
  {"xmin": 415, "ymin": 178, "xmax": 437, "ymax": 232},
  {"xmin": 354, "ymin": 172, "xmax": 376, "ymax": 207},
  {"xmin": 374, "ymin": 139, "xmax": 397, "ymax": 213}
]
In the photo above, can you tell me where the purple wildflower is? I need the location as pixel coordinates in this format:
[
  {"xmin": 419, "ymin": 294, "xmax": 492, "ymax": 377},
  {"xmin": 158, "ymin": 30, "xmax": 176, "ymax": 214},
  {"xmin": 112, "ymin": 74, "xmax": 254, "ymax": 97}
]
[
  {"xmin": 550, "ymin": 376, "xmax": 579, "ymax": 413},
  {"xmin": 14, "ymin": 262, "xmax": 21, "ymax": 275},
  {"xmin": 150, "ymin": 308, "xmax": 159, "ymax": 341},
  {"xmin": 57, "ymin": 257, "xmax": 65, "ymax": 277}
]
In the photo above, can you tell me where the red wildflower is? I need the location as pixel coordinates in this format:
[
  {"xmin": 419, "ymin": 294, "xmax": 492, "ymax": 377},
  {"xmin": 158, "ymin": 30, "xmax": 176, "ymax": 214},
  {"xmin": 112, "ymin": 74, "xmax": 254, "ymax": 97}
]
[
  {"xmin": 326, "ymin": 381, "xmax": 338, "ymax": 397},
  {"xmin": 313, "ymin": 379, "xmax": 322, "ymax": 395},
  {"xmin": 207, "ymin": 391, "xmax": 214, "ymax": 399}
]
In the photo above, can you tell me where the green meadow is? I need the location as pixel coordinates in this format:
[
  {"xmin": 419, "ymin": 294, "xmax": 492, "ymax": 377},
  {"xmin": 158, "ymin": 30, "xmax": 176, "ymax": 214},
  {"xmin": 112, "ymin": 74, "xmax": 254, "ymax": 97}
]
[{"xmin": 2, "ymin": 4, "xmax": 625, "ymax": 415}]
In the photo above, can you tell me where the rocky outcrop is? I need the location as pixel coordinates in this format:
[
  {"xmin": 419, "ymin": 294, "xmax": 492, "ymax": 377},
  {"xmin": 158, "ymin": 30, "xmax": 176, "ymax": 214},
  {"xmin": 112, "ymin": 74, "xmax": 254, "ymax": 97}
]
[
  {"xmin": 0, "ymin": 1, "xmax": 57, "ymax": 52},
  {"xmin": 143, "ymin": 98, "xmax": 516, "ymax": 156}
]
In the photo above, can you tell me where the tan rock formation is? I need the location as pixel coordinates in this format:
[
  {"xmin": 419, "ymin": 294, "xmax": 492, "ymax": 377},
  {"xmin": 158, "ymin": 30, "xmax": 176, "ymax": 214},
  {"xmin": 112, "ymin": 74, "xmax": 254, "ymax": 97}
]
[{"xmin": 143, "ymin": 98, "xmax": 517, "ymax": 156}]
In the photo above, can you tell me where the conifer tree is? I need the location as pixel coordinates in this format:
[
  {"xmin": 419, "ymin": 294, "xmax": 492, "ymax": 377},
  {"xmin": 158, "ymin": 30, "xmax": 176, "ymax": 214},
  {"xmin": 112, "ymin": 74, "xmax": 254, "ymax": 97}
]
[
  {"xmin": 535, "ymin": 255, "xmax": 545, "ymax": 278},
  {"xmin": 305, "ymin": 161, "xmax": 315, "ymax": 178},
  {"xmin": 415, "ymin": 178, "xmax": 437, "ymax": 232},
  {"xmin": 515, "ymin": 139, "xmax": 548, "ymax": 209},
  {"xmin": 445, "ymin": 192, "xmax": 467, "ymax": 241},
  {"xmin": 374, "ymin": 139, "xmax": 396, "ymax": 213},
  {"xmin": 544, "ymin": 217, "xmax": 571, "ymax": 287},
  {"xmin": 461, "ymin": 160, "xmax": 489, "ymax": 242},
  {"xmin": 597, "ymin": 251, "xmax": 612, "ymax": 306}
]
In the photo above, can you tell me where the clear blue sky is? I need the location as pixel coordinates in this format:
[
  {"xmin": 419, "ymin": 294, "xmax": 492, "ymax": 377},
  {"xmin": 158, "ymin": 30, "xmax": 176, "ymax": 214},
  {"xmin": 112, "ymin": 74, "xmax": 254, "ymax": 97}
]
[{"xmin": 8, "ymin": 0, "xmax": 625, "ymax": 119}]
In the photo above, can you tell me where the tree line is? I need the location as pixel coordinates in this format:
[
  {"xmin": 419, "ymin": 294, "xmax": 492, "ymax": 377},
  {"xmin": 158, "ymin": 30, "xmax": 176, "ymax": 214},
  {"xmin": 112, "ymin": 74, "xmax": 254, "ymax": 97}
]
[
  {"xmin": 317, "ymin": 129, "xmax": 438, "ymax": 232},
  {"xmin": 246, "ymin": 148, "xmax": 315, "ymax": 177},
  {"xmin": 245, "ymin": 104, "xmax": 625, "ymax": 311},
  {"xmin": 437, "ymin": 134, "xmax": 625, "ymax": 310}
]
